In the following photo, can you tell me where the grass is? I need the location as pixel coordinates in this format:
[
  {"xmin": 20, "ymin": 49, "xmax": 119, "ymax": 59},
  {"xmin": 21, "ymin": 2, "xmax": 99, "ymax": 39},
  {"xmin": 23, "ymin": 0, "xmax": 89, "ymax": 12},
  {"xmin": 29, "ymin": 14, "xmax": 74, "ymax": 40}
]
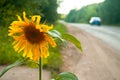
[{"xmin": 0, "ymin": 27, "xmax": 22, "ymax": 64}]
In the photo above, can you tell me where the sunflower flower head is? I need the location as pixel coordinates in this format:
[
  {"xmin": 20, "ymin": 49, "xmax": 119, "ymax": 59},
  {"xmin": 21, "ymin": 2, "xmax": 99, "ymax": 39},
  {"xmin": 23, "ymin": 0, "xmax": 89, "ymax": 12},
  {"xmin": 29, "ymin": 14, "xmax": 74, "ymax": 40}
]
[{"xmin": 8, "ymin": 12, "xmax": 56, "ymax": 61}]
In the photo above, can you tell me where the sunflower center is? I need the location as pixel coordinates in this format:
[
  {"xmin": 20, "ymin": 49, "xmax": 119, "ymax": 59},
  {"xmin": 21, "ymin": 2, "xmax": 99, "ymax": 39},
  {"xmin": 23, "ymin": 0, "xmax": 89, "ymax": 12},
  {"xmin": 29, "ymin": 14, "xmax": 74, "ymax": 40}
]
[{"xmin": 24, "ymin": 25, "xmax": 45, "ymax": 44}]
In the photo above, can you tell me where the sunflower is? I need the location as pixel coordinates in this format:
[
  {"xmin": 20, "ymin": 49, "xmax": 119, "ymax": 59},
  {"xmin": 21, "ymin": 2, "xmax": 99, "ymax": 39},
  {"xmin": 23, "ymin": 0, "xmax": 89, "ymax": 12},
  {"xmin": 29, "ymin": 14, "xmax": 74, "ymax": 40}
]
[{"xmin": 8, "ymin": 12, "xmax": 56, "ymax": 61}]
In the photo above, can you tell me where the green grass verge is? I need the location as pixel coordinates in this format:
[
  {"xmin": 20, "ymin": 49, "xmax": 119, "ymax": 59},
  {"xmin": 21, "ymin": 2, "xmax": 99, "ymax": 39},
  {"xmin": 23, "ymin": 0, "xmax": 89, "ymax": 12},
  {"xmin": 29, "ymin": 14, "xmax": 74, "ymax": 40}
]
[{"xmin": 0, "ymin": 27, "xmax": 22, "ymax": 64}]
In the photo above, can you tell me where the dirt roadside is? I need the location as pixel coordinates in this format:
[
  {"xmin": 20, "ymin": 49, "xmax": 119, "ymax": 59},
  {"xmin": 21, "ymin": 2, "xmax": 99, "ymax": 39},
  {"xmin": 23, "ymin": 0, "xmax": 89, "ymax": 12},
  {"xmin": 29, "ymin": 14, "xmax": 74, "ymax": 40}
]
[
  {"xmin": 61, "ymin": 24, "xmax": 120, "ymax": 80},
  {"xmin": 0, "ymin": 66, "xmax": 51, "ymax": 80}
]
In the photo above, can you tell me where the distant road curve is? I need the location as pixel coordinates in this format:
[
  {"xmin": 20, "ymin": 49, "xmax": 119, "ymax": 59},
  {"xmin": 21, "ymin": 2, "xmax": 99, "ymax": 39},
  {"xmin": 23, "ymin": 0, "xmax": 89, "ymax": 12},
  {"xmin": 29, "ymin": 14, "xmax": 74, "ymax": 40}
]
[{"xmin": 63, "ymin": 22, "xmax": 120, "ymax": 52}]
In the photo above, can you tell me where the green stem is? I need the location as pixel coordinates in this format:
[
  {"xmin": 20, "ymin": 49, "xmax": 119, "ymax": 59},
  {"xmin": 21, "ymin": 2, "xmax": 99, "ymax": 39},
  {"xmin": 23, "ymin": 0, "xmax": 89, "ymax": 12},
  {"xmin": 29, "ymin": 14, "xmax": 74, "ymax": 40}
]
[
  {"xmin": 0, "ymin": 58, "xmax": 25, "ymax": 77},
  {"xmin": 39, "ymin": 58, "xmax": 42, "ymax": 80}
]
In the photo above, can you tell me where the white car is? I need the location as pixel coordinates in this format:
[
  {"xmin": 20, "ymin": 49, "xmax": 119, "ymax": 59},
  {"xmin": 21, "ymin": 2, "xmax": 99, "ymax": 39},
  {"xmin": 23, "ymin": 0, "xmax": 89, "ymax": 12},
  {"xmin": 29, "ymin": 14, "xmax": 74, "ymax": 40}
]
[{"xmin": 89, "ymin": 17, "xmax": 101, "ymax": 25}]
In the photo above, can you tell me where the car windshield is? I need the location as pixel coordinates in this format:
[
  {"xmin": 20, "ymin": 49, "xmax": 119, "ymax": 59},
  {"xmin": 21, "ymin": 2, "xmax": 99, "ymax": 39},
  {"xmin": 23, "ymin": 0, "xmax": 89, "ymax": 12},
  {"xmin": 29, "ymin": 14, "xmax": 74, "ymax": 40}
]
[{"xmin": 92, "ymin": 17, "xmax": 101, "ymax": 21}]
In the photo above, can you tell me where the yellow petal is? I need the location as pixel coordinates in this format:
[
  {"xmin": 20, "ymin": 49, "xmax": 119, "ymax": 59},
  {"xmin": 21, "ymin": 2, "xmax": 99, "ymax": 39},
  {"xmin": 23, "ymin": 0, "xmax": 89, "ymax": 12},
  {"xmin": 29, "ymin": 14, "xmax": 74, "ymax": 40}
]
[
  {"xmin": 23, "ymin": 11, "xmax": 30, "ymax": 23},
  {"xmin": 11, "ymin": 21, "xmax": 26, "ymax": 28},
  {"xmin": 18, "ymin": 39, "xmax": 25, "ymax": 53},
  {"xmin": 12, "ymin": 41, "xmax": 17, "ymax": 45},
  {"xmin": 14, "ymin": 40, "xmax": 22, "ymax": 52},
  {"xmin": 40, "ymin": 47, "xmax": 44, "ymax": 57},
  {"xmin": 8, "ymin": 27, "xmax": 23, "ymax": 36},
  {"xmin": 16, "ymin": 15, "xmax": 22, "ymax": 21},
  {"xmin": 8, "ymin": 32, "xmax": 13, "ymax": 36},
  {"xmin": 31, "ymin": 15, "xmax": 41, "ymax": 25},
  {"xmin": 23, "ymin": 41, "xmax": 28, "ymax": 57},
  {"xmin": 36, "ymin": 16, "xmax": 41, "ymax": 25},
  {"xmin": 33, "ymin": 44, "xmax": 40, "ymax": 60},
  {"xmin": 40, "ymin": 24, "xmax": 53, "ymax": 32},
  {"xmin": 13, "ymin": 35, "xmax": 25, "ymax": 52},
  {"xmin": 18, "ymin": 44, "xmax": 25, "ymax": 53},
  {"xmin": 43, "ymin": 46, "xmax": 49, "ymax": 58},
  {"xmin": 27, "ymin": 49, "xmax": 33, "ymax": 60},
  {"xmin": 45, "ymin": 34, "xmax": 56, "ymax": 47}
]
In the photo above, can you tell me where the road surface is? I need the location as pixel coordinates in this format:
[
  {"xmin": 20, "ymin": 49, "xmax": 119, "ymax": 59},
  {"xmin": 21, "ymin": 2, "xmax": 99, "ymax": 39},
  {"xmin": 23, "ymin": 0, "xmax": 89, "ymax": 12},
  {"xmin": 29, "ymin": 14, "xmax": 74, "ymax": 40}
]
[
  {"xmin": 66, "ymin": 23, "xmax": 120, "ymax": 52},
  {"xmin": 0, "ymin": 66, "xmax": 51, "ymax": 80},
  {"xmin": 61, "ymin": 22, "xmax": 120, "ymax": 80}
]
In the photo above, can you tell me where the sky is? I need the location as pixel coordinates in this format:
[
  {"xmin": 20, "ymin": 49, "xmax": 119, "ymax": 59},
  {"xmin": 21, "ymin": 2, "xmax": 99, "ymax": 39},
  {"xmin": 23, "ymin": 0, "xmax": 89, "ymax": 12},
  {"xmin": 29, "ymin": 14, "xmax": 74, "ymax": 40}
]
[{"xmin": 57, "ymin": 0, "xmax": 105, "ymax": 14}]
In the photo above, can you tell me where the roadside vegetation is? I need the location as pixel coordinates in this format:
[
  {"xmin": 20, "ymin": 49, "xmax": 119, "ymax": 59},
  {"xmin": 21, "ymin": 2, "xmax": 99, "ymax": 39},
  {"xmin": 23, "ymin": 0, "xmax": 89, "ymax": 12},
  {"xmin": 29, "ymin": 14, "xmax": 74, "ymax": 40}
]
[
  {"xmin": 65, "ymin": 0, "xmax": 120, "ymax": 25},
  {"xmin": 0, "ymin": 22, "xmax": 66, "ymax": 77},
  {"xmin": 0, "ymin": 0, "xmax": 65, "ymax": 77}
]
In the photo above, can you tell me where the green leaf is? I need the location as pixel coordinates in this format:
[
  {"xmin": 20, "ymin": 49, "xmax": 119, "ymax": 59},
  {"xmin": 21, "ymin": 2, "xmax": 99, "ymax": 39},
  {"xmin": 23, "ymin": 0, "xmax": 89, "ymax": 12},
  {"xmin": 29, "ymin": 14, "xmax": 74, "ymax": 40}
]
[
  {"xmin": 48, "ymin": 30, "xmax": 82, "ymax": 51},
  {"xmin": 0, "ymin": 58, "xmax": 25, "ymax": 77},
  {"xmin": 62, "ymin": 33, "xmax": 82, "ymax": 52},
  {"xmin": 47, "ymin": 30, "xmax": 66, "ymax": 43},
  {"xmin": 55, "ymin": 72, "xmax": 78, "ymax": 80}
]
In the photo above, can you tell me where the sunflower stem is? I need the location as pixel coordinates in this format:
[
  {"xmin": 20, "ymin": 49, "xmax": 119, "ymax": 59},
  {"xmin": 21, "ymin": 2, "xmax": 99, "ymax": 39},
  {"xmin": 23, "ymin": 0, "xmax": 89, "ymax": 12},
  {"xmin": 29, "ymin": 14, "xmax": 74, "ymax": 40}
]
[{"xmin": 39, "ymin": 58, "xmax": 42, "ymax": 80}]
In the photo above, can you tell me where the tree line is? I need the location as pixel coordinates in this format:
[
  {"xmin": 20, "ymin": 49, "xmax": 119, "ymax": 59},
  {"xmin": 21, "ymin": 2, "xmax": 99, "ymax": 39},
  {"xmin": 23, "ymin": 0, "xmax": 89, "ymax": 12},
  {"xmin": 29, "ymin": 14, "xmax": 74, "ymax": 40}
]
[
  {"xmin": 0, "ymin": 0, "xmax": 59, "ymax": 27},
  {"xmin": 65, "ymin": 0, "xmax": 120, "ymax": 25}
]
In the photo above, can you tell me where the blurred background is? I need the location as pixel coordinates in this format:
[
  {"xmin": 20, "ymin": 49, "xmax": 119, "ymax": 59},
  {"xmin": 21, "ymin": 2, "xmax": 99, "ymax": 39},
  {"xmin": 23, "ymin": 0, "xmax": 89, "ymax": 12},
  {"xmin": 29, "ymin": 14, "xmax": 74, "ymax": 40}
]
[{"xmin": 60, "ymin": 0, "xmax": 120, "ymax": 25}]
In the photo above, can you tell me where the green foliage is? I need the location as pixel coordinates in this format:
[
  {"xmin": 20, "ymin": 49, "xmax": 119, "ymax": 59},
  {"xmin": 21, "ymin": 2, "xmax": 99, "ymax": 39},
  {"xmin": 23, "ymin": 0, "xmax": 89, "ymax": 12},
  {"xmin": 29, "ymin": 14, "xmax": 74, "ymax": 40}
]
[
  {"xmin": 99, "ymin": 0, "xmax": 120, "ymax": 24},
  {"xmin": 39, "ymin": 0, "xmax": 59, "ymax": 24},
  {"xmin": 0, "ymin": 0, "xmax": 59, "ymax": 27},
  {"xmin": 65, "ymin": 0, "xmax": 120, "ymax": 25},
  {"xmin": 44, "ymin": 51, "xmax": 63, "ymax": 74},
  {"xmin": 0, "ymin": 27, "xmax": 21, "ymax": 64},
  {"xmin": 48, "ymin": 23, "xmax": 82, "ymax": 52},
  {"xmin": 65, "ymin": 4, "xmax": 100, "ymax": 23},
  {"xmin": 0, "ymin": 0, "xmax": 30, "ymax": 27},
  {"xmin": 53, "ymin": 72, "xmax": 78, "ymax": 80},
  {"xmin": 62, "ymin": 33, "xmax": 82, "ymax": 51},
  {"xmin": 65, "ymin": 9, "xmax": 78, "ymax": 22},
  {"xmin": 54, "ymin": 22, "xmax": 67, "ymax": 33},
  {"xmin": 43, "ymin": 23, "xmax": 67, "ymax": 77}
]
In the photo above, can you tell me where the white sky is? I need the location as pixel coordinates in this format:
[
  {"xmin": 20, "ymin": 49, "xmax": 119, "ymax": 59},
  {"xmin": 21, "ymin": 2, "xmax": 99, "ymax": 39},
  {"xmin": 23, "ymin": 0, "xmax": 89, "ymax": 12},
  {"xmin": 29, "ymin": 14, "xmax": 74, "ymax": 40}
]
[{"xmin": 57, "ymin": 0, "xmax": 105, "ymax": 14}]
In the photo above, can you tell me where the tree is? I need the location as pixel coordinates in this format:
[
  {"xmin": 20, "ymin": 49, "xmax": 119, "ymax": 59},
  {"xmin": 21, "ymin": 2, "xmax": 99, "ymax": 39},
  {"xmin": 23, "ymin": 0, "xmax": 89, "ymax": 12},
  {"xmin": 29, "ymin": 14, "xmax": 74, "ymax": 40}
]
[
  {"xmin": 39, "ymin": 0, "xmax": 59, "ymax": 24},
  {"xmin": 65, "ymin": 9, "xmax": 77, "ymax": 22},
  {"xmin": 99, "ymin": 0, "xmax": 120, "ymax": 24},
  {"xmin": 65, "ymin": 0, "xmax": 120, "ymax": 25},
  {"xmin": 65, "ymin": 4, "xmax": 100, "ymax": 23},
  {"xmin": 0, "ymin": 0, "xmax": 59, "ymax": 27}
]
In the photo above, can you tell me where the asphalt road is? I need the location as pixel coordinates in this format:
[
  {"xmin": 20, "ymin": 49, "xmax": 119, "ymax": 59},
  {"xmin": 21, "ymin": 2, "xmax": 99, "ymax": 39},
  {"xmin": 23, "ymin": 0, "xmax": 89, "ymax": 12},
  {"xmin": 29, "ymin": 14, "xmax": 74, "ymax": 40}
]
[{"xmin": 66, "ymin": 23, "xmax": 120, "ymax": 52}]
